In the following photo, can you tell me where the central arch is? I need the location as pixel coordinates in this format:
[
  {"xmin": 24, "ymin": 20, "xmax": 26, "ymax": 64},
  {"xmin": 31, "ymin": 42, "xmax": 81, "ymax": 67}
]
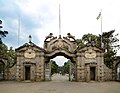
[
  {"xmin": 44, "ymin": 34, "xmax": 77, "ymax": 81},
  {"xmin": 45, "ymin": 51, "xmax": 76, "ymax": 81},
  {"xmin": 45, "ymin": 50, "xmax": 76, "ymax": 62}
]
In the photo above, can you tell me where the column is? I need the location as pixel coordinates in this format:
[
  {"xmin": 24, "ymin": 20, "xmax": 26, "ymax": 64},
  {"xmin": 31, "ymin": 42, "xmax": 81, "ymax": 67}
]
[
  {"xmin": 40, "ymin": 52, "xmax": 45, "ymax": 81},
  {"xmin": 16, "ymin": 57, "xmax": 20, "ymax": 81},
  {"xmin": 76, "ymin": 53, "xmax": 80, "ymax": 81}
]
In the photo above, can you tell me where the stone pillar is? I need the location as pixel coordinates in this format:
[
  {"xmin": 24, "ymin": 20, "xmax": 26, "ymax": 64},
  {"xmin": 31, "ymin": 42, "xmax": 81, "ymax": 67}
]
[
  {"xmin": 86, "ymin": 64, "xmax": 90, "ymax": 82},
  {"xmin": 76, "ymin": 53, "xmax": 80, "ymax": 81},
  {"xmin": 36, "ymin": 63, "xmax": 41, "ymax": 81},
  {"xmin": 21, "ymin": 65, "xmax": 24, "ymax": 80},
  {"xmin": 81, "ymin": 53, "xmax": 85, "ymax": 81},
  {"xmin": 16, "ymin": 56, "xmax": 21, "ymax": 81},
  {"xmin": 97, "ymin": 53, "xmax": 104, "ymax": 81},
  {"xmin": 40, "ymin": 52, "xmax": 45, "ymax": 81},
  {"xmin": 101, "ymin": 53, "xmax": 105, "ymax": 81},
  {"xmin": 76, "ymin": 52, "xmax": 85, "ymax": 81}
]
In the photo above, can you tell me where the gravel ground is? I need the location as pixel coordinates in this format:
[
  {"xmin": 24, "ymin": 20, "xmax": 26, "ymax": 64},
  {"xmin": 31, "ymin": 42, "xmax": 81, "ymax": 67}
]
[{"xmin": 0, "ymin": 74, "xmax": 120, "ymax": 93}]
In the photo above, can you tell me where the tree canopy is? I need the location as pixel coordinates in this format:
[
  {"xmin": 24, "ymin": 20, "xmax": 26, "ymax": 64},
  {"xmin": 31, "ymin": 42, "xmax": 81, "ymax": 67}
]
[
  {"xmin": 0, "ymin": 20, "xmax": 8, "ymax": 44},
  {"xmin": 76, "ymin": 30, "xmax": 120, "ymax": 68},
  {"xmin": 102, "ymin": 30, "xmax": 120, "ymax": 68},
  {"xmin": 0, "ymin": 44, "xmax": 16, "ymax": 69},
  {"xmin": 49, "ymin": 60, "xmax": 59, "ymax": 75}
]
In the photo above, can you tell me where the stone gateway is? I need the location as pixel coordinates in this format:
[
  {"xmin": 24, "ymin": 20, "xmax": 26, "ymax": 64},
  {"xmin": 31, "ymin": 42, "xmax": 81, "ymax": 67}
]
[{"xmin": 9, "ymin": 34, "xmax": 112, "ymax": 82}]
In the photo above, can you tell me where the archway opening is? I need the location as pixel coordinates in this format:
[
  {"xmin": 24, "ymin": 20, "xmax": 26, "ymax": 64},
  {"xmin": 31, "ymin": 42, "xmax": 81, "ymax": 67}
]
[
  {"xmin": 50, "ymin": 56, "xmax": 69, "ymax": 81},
  {"xmin": 116, "ymin": 62, "xmax": 120, "ymax": 81},
  {"xmin": 44, "ymin": 54, "xmax": 76, "ymax": 82}
]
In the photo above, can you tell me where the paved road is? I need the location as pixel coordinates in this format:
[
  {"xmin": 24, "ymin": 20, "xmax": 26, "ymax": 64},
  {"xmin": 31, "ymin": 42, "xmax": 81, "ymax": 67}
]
[{"xmin": 0, "ymin": 74, "xmax": 120, "ymax": 93}]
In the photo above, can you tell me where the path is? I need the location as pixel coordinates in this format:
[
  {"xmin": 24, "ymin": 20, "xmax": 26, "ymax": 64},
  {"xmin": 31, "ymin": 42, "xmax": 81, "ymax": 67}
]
[{"xmin": 0, "ymin": 74, "xmax": 120, "ymax": 93}]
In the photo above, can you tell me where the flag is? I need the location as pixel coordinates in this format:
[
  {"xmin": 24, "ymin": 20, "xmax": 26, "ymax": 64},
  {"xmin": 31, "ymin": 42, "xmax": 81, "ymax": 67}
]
[{"xmin": 96, "ymin": 12, "xmax": 101, "ymax": 20}]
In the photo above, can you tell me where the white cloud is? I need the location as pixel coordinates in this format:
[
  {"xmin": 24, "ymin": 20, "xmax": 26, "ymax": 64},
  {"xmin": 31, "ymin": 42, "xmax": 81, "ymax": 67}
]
[
  {"xmin": 17, "ymin": 0, "xmax": 120, "ymax": 54},
  {"xmin": 35, "ymin": 16, "xmax": 59, "ymax": 47},
  {"xmin": 1, "ymin": 0, "xmax": 120, "ymax": 57}
]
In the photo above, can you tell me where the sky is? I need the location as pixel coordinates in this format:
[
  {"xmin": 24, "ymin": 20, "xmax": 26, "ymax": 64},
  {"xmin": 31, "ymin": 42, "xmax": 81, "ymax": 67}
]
[{"xmin": 0, "ymin": 0, "xmax": 120, "ymax": 66}]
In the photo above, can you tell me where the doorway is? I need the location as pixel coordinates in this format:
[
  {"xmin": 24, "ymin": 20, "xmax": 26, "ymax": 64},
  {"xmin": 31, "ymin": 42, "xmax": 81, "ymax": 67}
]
[
  {"xmin": 90, "ymin": 67, "xmax": 96, "ymax": 80},
  {"xmin": 25, "ymin": 66, "xmax": 30, "ymax": 80}
]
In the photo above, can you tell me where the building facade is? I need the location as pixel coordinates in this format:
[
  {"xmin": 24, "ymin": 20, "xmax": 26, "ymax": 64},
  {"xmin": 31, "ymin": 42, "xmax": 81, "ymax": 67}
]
[{"xmin": 8, "ymin": 34, "xmax": 112, "ymax": 82}]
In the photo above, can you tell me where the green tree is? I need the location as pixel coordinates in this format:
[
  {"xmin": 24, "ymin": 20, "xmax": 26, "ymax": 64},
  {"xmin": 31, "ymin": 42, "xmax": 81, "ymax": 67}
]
[
  {"xmin": 102, "ymin": 30, "xmax": 120, "ymax": 68},
  {"xmin": 76, "ymin": 39, "xmax": 84, "ymax": 47},
  {"xmin": 76, "ymin": 30, "xmax": 120, "ymax": 68},
  {"xmin": 0, "ymin": 44, "xmax": 16, "ymax": 69},
  {"xmin": 62, "ymin": 60, "xmax": 71, "ymax": 74},
  {"xmin": 7, "ymin": 47, "xmax": 16, "ymax": 68},
  {"xmin": 49, "ymin": 60, "xmax": 59, "ymax": 75},
  {"xmin": 0, "ymin": 20, "xmax": 8, "ymax": 44},
  {"xmin": 82, "ymin": 33, "xmax": 98, "ymax": 45},
  {"xmin": 76, "ymin": 33, "xmax": 100, "ymax": 47},
  {"xmin": 0, "ymin": 43, "xmax": 8, "ymax": 58}
]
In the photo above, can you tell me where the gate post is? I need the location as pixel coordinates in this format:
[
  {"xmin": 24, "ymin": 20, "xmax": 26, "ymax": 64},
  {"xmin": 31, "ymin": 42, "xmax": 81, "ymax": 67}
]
[
  {"xmin": 40, "ymin": 53, "xmax": 45, "ymax": 81},
  {"xmin": 76, "ymin": 53, "xmax": 81, "ymax": 81},
  {"xmin": 45, "ymin": 63, "xmax": 51, "ymax": 81}
]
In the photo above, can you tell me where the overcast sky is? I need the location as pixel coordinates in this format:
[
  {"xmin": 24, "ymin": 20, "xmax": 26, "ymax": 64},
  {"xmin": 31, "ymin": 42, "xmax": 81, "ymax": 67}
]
[{"xmin": 0, "ymin": 0, "xmax": 120, "ymax": 66}]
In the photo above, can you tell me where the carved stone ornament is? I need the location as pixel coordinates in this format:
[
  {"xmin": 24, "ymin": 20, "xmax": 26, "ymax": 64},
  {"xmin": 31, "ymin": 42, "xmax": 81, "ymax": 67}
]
[
  {"xmin": 24, "ymin": 49, "xmax": 36, "ymax": 58},
  {"xmin": 55, "ymin": 39, "xmax": 64, "ymax": 48},
  {"xmin": 67, "ymin": 33, "xmax": 76, "ymax": 41},
  {"xmin": 85, "ymin": 49, "xmax": 96, "ymax": 59}
]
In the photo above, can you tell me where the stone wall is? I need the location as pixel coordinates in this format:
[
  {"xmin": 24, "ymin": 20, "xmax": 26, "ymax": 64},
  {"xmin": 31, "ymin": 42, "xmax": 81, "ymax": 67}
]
[
  {"xmin": 8, "ymin": 65, "xmax": 16, "ymax": 80},
  {"xmin": 104, "ymin": 65, "xmax": 112, "ymax": 81}
]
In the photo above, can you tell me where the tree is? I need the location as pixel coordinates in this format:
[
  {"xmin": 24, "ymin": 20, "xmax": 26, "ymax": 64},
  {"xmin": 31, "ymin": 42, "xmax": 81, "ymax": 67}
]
[
  {"xmin": 76, "ymin": 39, "xmax": 84, "ymax": 47},
  {"xmin": 76, "ymin": 30, "xmax": 120, "ymax": 68},
  {"xmin": 62, "ymin": 60, "xmax": 71, "ymax": 74},
  {"xmin": 102, "ymin": 30, "xmax": 120, "ymax": 68},
  {"xmin": 0, "ymin": 44, "xmax": 16, "ymax": 71},
  {"xmin": 0, "ymin": 43, "xmax": 8, "ymax": 58},
  {"xmin": 82, "ymin": 33, "xmax": 99, "ymax": 45},
  {"xmin": 7, "ymin": 47, "xmax": 16, "ymax": 68},
  {"xmin": 76, "ymin": 33, "xmax": 100, "ymax": 47},
  {"xmin": 0, "ymin": 20, "xmax": 8, "ymax": 44},
  {"xmin": 49, "ymin": 60, "xmax": 59, "ymax": 75}
]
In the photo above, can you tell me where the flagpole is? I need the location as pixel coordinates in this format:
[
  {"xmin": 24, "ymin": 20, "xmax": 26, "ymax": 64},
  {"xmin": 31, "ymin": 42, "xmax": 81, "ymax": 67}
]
[
  {"xmin": 59, "ymin": 4, "xmax": 61, "ymax": 38},
  {"xmin": 101, "ymin": 9, "xmax": 103, "ymax": 48},
  {"xmin": 18, "ymin": 15, "xmax": 20, "ymax": 46}
]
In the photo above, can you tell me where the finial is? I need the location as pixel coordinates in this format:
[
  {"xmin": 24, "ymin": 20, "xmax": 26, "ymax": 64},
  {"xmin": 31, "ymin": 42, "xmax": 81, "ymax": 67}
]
[
  {"xmin": 29, "ymin": 35, "xmax": 32, "ymax": 43},
  {"xmin": 59, "ymin": 35, "xmax": 61, "ymax": 38}
]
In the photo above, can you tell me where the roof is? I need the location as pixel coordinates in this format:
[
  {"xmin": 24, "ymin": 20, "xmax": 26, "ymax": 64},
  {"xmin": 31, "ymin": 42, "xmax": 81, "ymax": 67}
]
[
  {"xmin": 76, "ymin": 43, "xmax": 104, "ymax": 53},
  {"xmin": 15, "ymin": 42, "xmax": 45, "ymax": 52}
]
